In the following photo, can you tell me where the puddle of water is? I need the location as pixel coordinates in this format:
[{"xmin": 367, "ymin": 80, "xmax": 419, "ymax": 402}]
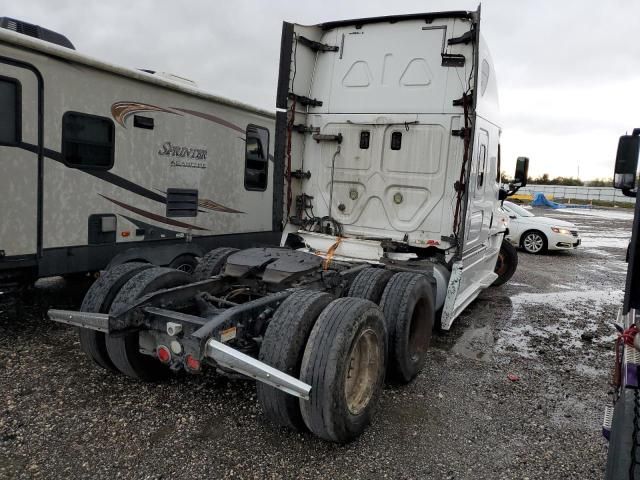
[
  {"xmin": 580, "ymin": 236, "xmax": 630, "ymax": 249},
  {"xmin": 495, "ymin": 289, "xmax": 623, "ymax": 358},
  {"xmin": 554, "ymin": 208, "xmax": 635, "ymax": 221},
  {"xmin": 510, "ymin": 289, "xmax": 623, "ymax": 316},
  {"xmin": 451, "ymin": 325, "xmax": 494, "ymax": 362}
]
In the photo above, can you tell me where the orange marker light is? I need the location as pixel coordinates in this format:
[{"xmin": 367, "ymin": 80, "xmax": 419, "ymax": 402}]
[{"xmin": 121, "ymin": 231, "xmax": 131, "ymax": 237}]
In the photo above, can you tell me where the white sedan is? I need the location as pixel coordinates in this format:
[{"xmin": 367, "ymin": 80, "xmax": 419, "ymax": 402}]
[{"xmin": 501, "ymin": 201, "xmax": 581, "ymax": 254}]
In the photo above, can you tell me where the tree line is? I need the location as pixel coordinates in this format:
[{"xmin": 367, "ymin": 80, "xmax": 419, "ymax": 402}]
[{"xmin": 500, "ymin": 172, "xmax": 612, "ymax": 187}]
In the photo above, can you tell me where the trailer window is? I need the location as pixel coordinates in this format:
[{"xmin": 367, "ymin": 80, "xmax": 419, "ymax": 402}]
[
  {"xmin": 244, "ymin": 125, "xmax": 269, "ymax": 191},
  {"xmin": 62, "ymin": 112, "xmax": 115, "ymax": 170},
  {"xmin": 0, "ymin": 77, "xmax": 20, "ymax": 145}
]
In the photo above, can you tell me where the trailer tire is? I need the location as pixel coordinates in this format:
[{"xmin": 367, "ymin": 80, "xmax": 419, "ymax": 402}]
[
  {"xmin": 257, "ymin": 290, "xmax": 333, "ymax": 431},
  {"xmin": 105, "ymin": 267, "xmax": 192, "ymax": 381},
  {"xmin": 79, "ymin": 262, "xmax": 153, "ymax": 371},
  {"xmin": 193, "ymin": 247, "xmax": 239, "ymax": 281},
  {"xmin": 380, "ymin": 272, "xmax": 434, "ymax": 384},
  {"xmin": 348, "ymin": 268, "xmax": 394, "ymax": 304},
  {"xmin": 299, "ymin": 297, "xmax": 386, "ymax": 443},
  {"xmin": 492, "ymin": 240, "xmax": 518, "ymax": 287}
]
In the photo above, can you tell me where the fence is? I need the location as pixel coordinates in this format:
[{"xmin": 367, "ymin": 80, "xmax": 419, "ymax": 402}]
[{"xmin": 518, "ymin": 185, "xmax": 636, "ymax": 205}]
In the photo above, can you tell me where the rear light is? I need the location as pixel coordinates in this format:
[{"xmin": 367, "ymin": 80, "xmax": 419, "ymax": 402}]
[
  {"xmin": 156, "ymin": 345, "xmax": 171, "ymax": 363},
  {"xmin": 185, "ymin": 354, "xmax": 201, "ymax": 371}
]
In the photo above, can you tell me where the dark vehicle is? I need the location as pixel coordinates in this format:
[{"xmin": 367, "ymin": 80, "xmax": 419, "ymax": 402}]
[{"xmin": 604, "ymin": 128, "xmax": 640, "ymax": 479}]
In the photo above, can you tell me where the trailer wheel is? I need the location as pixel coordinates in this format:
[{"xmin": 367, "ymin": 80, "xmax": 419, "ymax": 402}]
[
  {"xmin": 257, "ymin": 290, "xmax": 333, "ymax": 431},
  {"xmin": 168, "ymin": 254, "xmax": 197, "ymax": 274},
  {"xmin": 492, "ymin": 240, "xmax": 518, "ymax": 287},
  {"xmin": 299, "ymin": 297, "xmax": 386, "ymax": 443},
  {"xmin": 380, "ymin": 272, "xmax": 434, "ymax": 384},
  {"xmin": 79, "ymin": 262, "xmax": 153, "ymax": 371},
  {"xmin": 348, "ymin": 268, "xmax": 394, "ymax": 304},
  {"xmin": 105, "ymin": 267, "xmax": 192, "ymax": 381},
  {"xmin": 193, "ymin": 247, "xmax": 239, "ymax": 281}
]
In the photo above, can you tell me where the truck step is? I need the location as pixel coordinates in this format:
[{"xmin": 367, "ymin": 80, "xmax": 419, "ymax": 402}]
[
  {"xmin": 623, "ymin": 344, "xmax": 640, "ymax": 389},
  {"xmin": 602, "ymin": 404, "xmax": 614, "ymax": 440}
]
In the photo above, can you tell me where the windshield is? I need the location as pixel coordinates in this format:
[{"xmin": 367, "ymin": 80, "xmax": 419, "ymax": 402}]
[{"xmin": 504, "ymin": 201, "xmax": 535, "ymax": 217}]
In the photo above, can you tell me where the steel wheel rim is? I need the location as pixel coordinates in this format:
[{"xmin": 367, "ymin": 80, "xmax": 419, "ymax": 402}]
[
  {"xmin": 175, "ymin": 263, "xmax": 194, "ymax": 274},
  {"xmin": 344, "ymin": 328, "xmax": 382, "ymax": 415},
  {"xmin": 524, "ymin": 233, "xmax": 543, "ymax": 253}
]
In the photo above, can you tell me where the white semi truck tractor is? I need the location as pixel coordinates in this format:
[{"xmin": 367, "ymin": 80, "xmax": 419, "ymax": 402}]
[{"xmin": 49, "ymin": 7, "xmax": 528, "ymax": 442}]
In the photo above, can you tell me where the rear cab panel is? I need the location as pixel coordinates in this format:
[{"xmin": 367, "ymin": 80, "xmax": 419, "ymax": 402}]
[{"xmin": 276, "ymin": 9, "xmax": 505, "ymax": 327}]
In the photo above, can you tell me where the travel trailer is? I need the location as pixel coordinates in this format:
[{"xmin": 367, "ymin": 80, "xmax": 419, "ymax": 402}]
[
  {"xmin": 50, "ymin": 8, "xmax": 528, "ymax": 442},
  {"xmin": 0, "ymin": 18, "xmax": 279, "ymax": 291}
]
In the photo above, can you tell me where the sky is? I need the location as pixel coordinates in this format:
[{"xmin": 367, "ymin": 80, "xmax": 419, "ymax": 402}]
[{"xmin": 4, "ymin": 0, "xmax": 640, "ymax": 180}]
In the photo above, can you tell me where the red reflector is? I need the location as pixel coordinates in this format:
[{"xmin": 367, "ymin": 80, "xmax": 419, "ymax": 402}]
[
  {"xmin": 156, "ymin": 345, "xmax": 171, "ymax": 363},
  {"xmin": 185, "ymin": 354, "xmax": 201, "ymax": 371}
]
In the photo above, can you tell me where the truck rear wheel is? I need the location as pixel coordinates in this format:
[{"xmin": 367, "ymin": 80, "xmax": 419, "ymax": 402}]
[
  {"xmin": 79, "ymin": 262, "xmax": 153, "ymax": 371},
  {"xmin": 348, "ymin": 268, "xmax": 394, "ymax": 303},
  {"xmin": 380, "ymin": 272, "xmax": 434, "ymax": 384},
  {"xmin": 492, "ymin": 240, "xmax": 518, "ymax": 286},
  {"xmin": 105, "ymin": 267, "xmax": 192, "ymax": 381},
  {"xmin": 299, "ymin": 297, "xmax": 386, "ymax": 443},
  {"xmin": 193, "ymin": 247, "xmax": 239, "ymax": 280},
  {"xmin": 257, "ymin": 290, "xmax": 333, "ymax": 431}
]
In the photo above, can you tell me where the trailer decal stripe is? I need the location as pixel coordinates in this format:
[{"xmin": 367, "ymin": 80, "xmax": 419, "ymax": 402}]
[
  {"xmin": 19, "ymin": 142, "xmax": 168, "ymax": 204},
  {"xmin": 99, "ymin": 194, "xmax": 209, "ymax": 231},
  {"xmin": 198, "ymin": 198, "xmax": 245, "ymax": 214},
  {"xmin": 170, "ymin": 107, "xmax": 245, "ymax": 134},
  {"xmin": 111, "ymin": 101, "xmax": 181, "ymax": 128}
]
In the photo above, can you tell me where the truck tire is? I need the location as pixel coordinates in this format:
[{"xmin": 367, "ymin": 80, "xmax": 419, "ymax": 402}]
[
  {"xmin": 492, "ymin": 240, "xmax": 518, "ymax": 287},
  {"xmin": 168, "ymin": 254, "xmax": 197, "ymax": 274},
  {"xmin": 105, "ymin": 267, "xmax": 192, "ymax": 381},
  {"xmin": 193, "ymin": 247, "xmax": 239, "ymax": 281},
  {"xmin": 348, "ymin": 268, "xmax": 394, "ymax": 304},
  {"xmin": 380, "ymin": 272, "xmax": 434, "ymax": 384},
  {"xmin": 257, "ymin": 290, "xmax": 333, "ymax": 431},
  {"xmin": 299, "ymin": 297, "xmax": 386, "ymax": 443},
  {"xmin": 79, "ymin": 262, "xmax": 153, "ymax": 371}
]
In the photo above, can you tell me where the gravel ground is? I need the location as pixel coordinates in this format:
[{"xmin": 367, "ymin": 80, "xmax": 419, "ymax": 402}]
[{"xmin": 0, "ymin": 206, "xmax": 633, "ymax": 479}]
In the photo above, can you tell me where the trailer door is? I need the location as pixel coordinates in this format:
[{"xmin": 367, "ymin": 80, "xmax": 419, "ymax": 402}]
[{"xmin": 0, "ymin": 64, "xmax": 39, "ymax": 259}]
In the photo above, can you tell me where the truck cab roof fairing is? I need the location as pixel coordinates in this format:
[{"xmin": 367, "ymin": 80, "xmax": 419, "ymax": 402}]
[{"xmin": 317, "ymin": 10, "xmax": 476, "ymax": 30}]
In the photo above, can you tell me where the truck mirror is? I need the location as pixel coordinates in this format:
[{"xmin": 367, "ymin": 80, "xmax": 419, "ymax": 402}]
[
  {"xmin": 613, "ymin": 134, "xmax": 640, "ymax": 190},
  {"xmin": 514, "ymin": 157, "xmax": 529, "ymax": 187}
]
